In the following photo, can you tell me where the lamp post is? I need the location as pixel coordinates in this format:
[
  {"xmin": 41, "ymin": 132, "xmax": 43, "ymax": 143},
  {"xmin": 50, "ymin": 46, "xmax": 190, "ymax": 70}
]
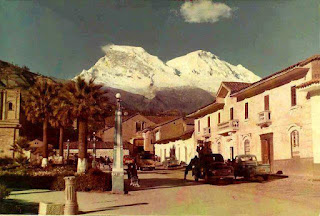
[
  {"xmin": 92, "ymin": 132, "xmax": 97, "ymax": 168},
  {"xmin": 112, "ymin": 93, "xmax": 124, "ymax": 193}
]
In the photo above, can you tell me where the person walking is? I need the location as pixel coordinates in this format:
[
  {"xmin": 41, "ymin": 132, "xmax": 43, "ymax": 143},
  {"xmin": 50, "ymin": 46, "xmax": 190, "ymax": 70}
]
[{"xmin": 184, "ymin": 156, "xmax": 199, "ymax": 181}]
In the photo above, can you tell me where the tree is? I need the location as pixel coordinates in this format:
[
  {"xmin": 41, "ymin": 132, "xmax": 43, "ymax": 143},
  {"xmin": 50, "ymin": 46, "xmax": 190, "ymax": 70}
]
[
  {"xmin": 50, "ymin": 97, "xmax": 73, "ymax": 164},
  {"xmin": 63, "ymin": 77, "xmax": 110, "ymax": 173},
  {"xmin": 23, "ymin": 78, "xmax": 60, "ymax": 167},
  {"xmin": 10, "ymin": 136, "xmax": 30, "ymax": 158}
]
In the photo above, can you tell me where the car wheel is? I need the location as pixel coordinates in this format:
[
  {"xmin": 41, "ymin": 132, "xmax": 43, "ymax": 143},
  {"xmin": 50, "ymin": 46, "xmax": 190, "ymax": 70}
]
[{"xmin": 195, "ymin": 175, "xmax": 199, "ymax": 182}]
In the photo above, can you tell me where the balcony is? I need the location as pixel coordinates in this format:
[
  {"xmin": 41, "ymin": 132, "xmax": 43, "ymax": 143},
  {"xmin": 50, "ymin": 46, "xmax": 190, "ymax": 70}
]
[
  {"xmin": 218, "ymin": 119, "xmax": 239, "ymax": 136},
  {"xmin": 257, "ymin": 110, "xmax": 272, "ymax": 127},
  {"xmin": 203, "ymin": 127, "xmax": 211, "ymax": 138}
]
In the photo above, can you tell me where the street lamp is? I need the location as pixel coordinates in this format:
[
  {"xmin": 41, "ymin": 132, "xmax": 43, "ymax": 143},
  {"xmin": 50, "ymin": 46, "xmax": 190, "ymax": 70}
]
[
  {"xmin": 92, "ymin": 132, "xmax": 97, "ymax": 168},
  {"xmin": 112, "ymin": 93, "xmax": 124, "ymax": 193}
]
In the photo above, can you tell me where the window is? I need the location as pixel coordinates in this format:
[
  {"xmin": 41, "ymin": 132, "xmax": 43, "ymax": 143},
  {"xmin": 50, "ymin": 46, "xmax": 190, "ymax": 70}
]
[
  {"xmin": 264, "ymin": 95, "xmax": 269, "ymax": 111},
  {"xmin": 230, "ymin": 108, "xmax": 234, "ymax": 120},
  {"xmin": 218, "ymin": 113, "xmax": 221, "ymax": 124},
  {"xmin": 208, "ymin": 116, "xmax": 210, "ymax": 127},
  {"xmin": 135, "ymin": 121, "xmax": 146, "ymax": 132},
  {"xmin": 245, "ymin": 102, "xmax": 249, "ymax": 119},
  {"xmin": 8, "ymin": 102, "xmax": 13, "ymax": 111},
  {"xmin": 155, "ymin": 130, "xmax": 160, "ymax": 141},
  {"xmin": 291, "ymin": 130, "xmax": 299, "ymax": 157},
  {"xmin": 291, "ymin": 86, "xmax": 297, "ymax": 106},
  {"xmin": 198, "ymin": 120, "xmax": 200, "ymax": 132},
  {"xmin": 244, "ymin": 139, "xmax": 250, "ymax": 155}
]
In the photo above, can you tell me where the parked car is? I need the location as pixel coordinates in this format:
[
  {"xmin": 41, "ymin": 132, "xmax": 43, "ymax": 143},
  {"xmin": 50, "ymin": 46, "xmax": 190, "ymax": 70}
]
[
  {"xmin": 192, "ymin": 154, "xmax": 234, "ymax": 183},
  {"xmin": 123, "ymin": 155, "xmax": 135, "ymax": 165},
  {"xmin": 232, "ymin": 154, "xmax": 271, "ymax": 181},
  {"xmin": 162, "ymin": 157, "xmax": 180, "ymax": 169},
  {"xmin": 136, "ymin": 152, "xmax": 156, "ymax": 170}
]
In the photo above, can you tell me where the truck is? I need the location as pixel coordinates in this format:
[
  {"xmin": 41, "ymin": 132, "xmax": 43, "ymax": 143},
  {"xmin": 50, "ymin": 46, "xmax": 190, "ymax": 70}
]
[
  {"xmin": 192, "ymin": 153, "xmax": 234, "ymax": 183},
  {"xmin": 232, "ymin": 154, "xmax": 271, "ymax": 181}
]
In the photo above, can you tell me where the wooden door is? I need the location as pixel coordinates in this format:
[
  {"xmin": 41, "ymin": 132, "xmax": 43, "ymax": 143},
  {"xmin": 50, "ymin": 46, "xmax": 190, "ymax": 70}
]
[
  {"xmin": 260, "ymin": 133, "xmax": 274, "ymax": 170},
  {"xmin": 261, "ymin": 140, "xmax": 270, "ymax": 164}
]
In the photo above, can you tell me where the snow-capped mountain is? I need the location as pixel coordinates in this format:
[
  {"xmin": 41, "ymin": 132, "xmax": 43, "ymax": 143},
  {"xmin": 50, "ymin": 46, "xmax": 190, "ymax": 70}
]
[
  {"xmin": 77, "ymin": 45, "xmax": 260, "ymax": 99},
  {"xmin": 167, "ymin": 50, "xmax": 260, "ymax": 93}
]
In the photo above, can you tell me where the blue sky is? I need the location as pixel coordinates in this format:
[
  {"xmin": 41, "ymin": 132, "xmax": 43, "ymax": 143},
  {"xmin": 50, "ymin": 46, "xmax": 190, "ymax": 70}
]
[{"xmin": 0, "ymin": 0, "xmax": 319, "ymax": 79}]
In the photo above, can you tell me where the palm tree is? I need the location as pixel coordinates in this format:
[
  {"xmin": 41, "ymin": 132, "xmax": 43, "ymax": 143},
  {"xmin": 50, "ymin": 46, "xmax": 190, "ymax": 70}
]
[
  {"xmin": 24, "ymin": 78, "xmax": 60, "ymax": 168},
  {"xmin": 50, "ymin": 98, "xmax": 73, "ymax": 164},
  {"xmin": 63, "ymin": 77, "xmax": 110, "ymax": 173}
]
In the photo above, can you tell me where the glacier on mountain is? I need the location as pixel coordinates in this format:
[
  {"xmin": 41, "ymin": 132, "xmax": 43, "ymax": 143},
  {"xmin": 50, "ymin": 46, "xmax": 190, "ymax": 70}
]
[{"xmin": 77, "ymin": 45, "xmax": 260, "ymax": 98}]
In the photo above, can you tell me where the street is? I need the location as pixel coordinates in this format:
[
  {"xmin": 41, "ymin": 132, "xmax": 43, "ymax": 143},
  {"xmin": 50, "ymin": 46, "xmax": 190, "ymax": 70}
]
[{"xmin": 9, "ymin": 169, "xmax": 320, "ymax": 215}]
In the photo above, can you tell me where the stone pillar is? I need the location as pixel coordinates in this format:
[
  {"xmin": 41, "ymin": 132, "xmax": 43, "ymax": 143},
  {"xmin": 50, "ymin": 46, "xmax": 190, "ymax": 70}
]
[
  {"xmin": 112, "ymin": 93, "xmax": 124, "ymax": 193},
  {"xmin": 64, "ymin": 176, "xmax": 78, "ymax": 215}
]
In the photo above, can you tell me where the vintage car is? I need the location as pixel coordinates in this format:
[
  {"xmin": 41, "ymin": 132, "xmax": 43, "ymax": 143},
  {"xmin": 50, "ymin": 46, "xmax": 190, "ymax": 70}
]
[
  {"xmin": 192, "ymin": 154, "xmax": 234, "ymax": 183},
  {"xmin": 232, "ymin": 154, "xmax": 271, "ymax": 181},
  {"xmin": 162, "ymin": 157, "xmax": 180, "ymax": 169},
  {"xmin": 123, "ymin": 155, "xmax": 135, "ymax": 165},
  {"xmin": 136, "ymin": 152, "xmax": 156, "ymax": 170}
]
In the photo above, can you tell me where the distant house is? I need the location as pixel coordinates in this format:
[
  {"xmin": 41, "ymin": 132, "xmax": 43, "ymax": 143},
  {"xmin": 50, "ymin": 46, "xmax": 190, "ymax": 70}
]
[
  {"xmin": 132, "ymin": 117, "xmax": 196, "ymax": 164},
  {"xmin": 98, "ymin": 113, "xmax": 178, "ymax": 153},
  {"xmin": 28, "ymin": 139, "xmax": 54, "ymax": 163}
]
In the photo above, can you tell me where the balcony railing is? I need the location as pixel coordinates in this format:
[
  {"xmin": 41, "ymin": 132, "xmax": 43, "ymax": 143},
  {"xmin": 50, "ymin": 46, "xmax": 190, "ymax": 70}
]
[
  {"xmin": 257, "ymin": 110, "xmax": 272, "ymax": 127},
  {"xmin": 217, "ymin": 119, "xmax": 239, "ymax": 136},
  {"xmin": 203, "ymin": 127, "xmax": 211, "ymax": 137}
]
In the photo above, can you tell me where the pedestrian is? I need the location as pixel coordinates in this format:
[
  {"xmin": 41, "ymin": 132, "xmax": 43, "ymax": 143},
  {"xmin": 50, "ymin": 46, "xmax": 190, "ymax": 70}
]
[
  {"xmin": 184, "ymin": 156, "xmax": 199, "ymax": 181},
  {"xmin": 130, "ymin": 162, "xmax": 140, "ymax": 187}
]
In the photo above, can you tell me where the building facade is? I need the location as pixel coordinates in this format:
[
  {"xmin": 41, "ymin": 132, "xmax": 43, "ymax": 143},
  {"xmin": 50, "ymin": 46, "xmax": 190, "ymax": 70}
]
[
  {"xmin": 189, "ymin": 55, "xmax": 320, "ymax": 176},
  {"xmin": 134, "ymin": 117, "xmax": 196, "ymax": 164},
  {"xmin": 0, "ymin": 88, "xmax": 21, "ymax": 158}
]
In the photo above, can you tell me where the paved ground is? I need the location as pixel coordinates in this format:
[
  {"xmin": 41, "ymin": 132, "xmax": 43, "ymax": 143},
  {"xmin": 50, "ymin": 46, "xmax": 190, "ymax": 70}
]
[{"xmin": 8, "ymin": 169, "xmax": 320, "ymax": 215}]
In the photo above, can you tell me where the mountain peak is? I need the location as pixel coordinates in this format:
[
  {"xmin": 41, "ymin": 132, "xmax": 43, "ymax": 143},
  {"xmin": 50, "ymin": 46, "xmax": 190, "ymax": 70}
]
[{"xmin": 77, "ymin": 45, "xmax": 260, "ymax": 99}]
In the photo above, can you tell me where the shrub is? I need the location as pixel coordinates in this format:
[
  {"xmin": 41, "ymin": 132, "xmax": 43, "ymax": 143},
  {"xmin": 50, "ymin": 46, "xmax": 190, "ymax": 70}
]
[
  {"xmin": 50, "ymin": 168, "xmax": 111, "ymax": 191},
  {"xmin": 0, "ymin": 184, "xmax": 11, "ymax": 201},
  {"xmin": 0, "ymin": 157, "xmax": 14, "ymax": 166}
]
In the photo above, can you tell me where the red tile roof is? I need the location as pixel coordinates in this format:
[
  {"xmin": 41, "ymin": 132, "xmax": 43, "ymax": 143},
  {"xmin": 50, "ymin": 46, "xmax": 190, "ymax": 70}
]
[
  {"xmin": 153, "ymin": 128, "xmax": 194, "ymax": 145},
  {"xmin": 296, "ymin": 79, "xmax": 320, "ymax": 89},
  {"xmin": 232, "ymin": 55, "xmax": 320, "ymax": 96},
  {"xmin": 222, "ymin": 82, "xmax": 252, "ymax": 94}
]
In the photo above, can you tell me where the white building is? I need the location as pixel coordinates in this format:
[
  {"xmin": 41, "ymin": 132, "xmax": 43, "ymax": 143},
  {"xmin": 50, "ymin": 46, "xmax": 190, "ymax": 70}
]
[{"xmin": 188, "ymin": 55, "xmax": 320, "ymax": 176}]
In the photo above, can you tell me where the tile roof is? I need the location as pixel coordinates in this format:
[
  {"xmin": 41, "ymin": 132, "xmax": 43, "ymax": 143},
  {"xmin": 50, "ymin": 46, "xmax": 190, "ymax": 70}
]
[
  {"xmin": 232, "ymin": 55, "xmax": 320, "ymax": 96},
  {"xmin": 153, "ymin": 128, "xmax": 194, "ymax": 145},
  {"xmin": 296, "ymin": 79, "xmax": 320, "ymax": 89},
  {"xmin": 222, "ymin": 82, "xmax": 252, "ymax": 94}
]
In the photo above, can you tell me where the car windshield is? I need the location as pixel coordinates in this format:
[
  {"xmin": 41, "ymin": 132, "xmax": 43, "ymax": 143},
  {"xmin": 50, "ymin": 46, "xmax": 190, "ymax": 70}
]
[
  {"xmin": 141, "ymin": 154, "xmax": 153, "ymax": 159},
  {"xmin": 240, "ymin": 156, "xmax": 257, "ymax": 161}
]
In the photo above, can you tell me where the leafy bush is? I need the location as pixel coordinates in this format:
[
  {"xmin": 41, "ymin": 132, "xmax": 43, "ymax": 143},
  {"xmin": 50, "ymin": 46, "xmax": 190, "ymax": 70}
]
[
  {"xmin": 50, "ymin": 168, "xmax": 111, "ymax": 191},
  {"xmin": 0, "ymin": 157, "xmax": 14, "ymax": 166},
  {"xmin": 0, "ymin": 166, "xmax": 111, "ymax": 192},
  {"xmin": 0, "ymin": 184, "xmax": 11, "ymax": 201}
]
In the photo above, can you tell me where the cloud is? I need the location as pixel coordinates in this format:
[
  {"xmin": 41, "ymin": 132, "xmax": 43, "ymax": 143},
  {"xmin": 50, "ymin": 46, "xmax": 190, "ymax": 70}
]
[
  {"xmin": 101, "ymin": 43, "xmax": 114, "ymax": 54},
  {"xmin": 180, "ymin": 0, "xmax": 233, "ymax": 24}
]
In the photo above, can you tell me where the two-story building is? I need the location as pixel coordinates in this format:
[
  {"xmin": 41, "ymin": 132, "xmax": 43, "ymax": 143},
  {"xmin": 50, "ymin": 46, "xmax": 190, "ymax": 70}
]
[
  {"xmin": 189, "ymin": 55, "xmax": 320, "ymax": 176},
  {"xmin": 132, "ymin": 117, "xmax": 196, "ymax": 164}
]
